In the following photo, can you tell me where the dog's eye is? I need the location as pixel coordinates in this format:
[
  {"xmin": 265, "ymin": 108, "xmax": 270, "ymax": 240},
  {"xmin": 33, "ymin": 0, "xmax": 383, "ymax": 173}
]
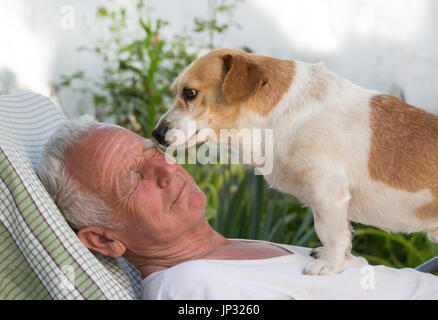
[{"xmin": 183, "ymin": 87, "xmax": 198, "ymax": 100}]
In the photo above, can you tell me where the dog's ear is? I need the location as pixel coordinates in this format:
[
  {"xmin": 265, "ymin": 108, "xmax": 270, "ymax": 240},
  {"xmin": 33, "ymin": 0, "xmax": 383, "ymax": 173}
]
[{"xmin": 221, "ymin": 54, "xmax": 266, "ymax": 105}]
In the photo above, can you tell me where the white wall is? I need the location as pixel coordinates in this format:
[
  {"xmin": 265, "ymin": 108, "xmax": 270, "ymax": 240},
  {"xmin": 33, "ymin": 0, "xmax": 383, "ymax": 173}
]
[{"xmin": 1, "ymin": 0, "xmax": 438, "ymax": 117}]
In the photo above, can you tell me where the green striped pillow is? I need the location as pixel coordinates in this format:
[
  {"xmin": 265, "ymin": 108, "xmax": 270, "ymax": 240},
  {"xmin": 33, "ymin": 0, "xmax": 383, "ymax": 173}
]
[{"xmin": 0, "ymin": 93, "xmax": 141, "ymax": 299}]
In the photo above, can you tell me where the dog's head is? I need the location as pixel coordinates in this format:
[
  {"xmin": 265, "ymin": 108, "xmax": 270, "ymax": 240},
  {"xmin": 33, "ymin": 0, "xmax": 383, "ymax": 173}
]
[{"xmin": 152, "ymin": 48, "xmax": 295, "ymax": 149}]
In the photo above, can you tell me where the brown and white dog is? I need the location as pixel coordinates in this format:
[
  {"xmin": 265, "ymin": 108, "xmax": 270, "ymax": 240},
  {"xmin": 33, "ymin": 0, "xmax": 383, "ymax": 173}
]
[{"xmin": 152, "ymin": 48, "xmax": 438, "ymax": 275}]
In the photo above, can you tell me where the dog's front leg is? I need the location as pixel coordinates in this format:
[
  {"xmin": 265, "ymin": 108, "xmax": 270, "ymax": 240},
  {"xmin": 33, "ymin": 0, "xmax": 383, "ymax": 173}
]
[{"xmin": 302, "ymin": 169, "xmax": 352, "ymax": 275}]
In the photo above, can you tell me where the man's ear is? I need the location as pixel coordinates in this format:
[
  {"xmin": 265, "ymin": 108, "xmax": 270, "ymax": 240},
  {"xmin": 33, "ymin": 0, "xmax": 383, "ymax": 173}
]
[
  {"xmin": 77, "ymin": 226, "xmax": 126, "ymax": 258},
  {"xmin": 221, "ymin": 53, "xmax": 267, "ymax": 105}
]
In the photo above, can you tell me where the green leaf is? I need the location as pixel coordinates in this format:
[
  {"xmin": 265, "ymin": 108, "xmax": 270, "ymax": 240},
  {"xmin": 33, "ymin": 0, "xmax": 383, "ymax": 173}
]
[{"xmin": 97, "ymin": 7, "xmax": 109, "ymax": 18}]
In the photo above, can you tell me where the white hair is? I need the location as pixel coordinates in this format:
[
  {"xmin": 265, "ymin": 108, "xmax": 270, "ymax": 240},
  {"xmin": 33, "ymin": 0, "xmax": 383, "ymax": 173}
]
[{"xmin": 37, "ymin": 114, "xmax": 119, "ymax": 231}]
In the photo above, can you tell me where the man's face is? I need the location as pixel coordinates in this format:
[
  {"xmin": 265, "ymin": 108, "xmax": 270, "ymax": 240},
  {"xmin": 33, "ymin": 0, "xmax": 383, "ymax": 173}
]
[{"xmin": 66, "ymin": 125, "xmax": 207, "ymax": 252}]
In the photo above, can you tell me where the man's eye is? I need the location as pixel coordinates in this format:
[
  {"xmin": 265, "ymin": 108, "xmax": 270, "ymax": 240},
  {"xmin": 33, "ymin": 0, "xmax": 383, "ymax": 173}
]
[
  {"xmin": 183, "ymin": 87, "xmax": 198, "ymax": 100},
  {"xmin": 124, "ymin": 170, "xmax": 137, "ymax": 188},
  {"xmin": 146, "ymin": 147, "xmax": 160, "ymax": 159}
]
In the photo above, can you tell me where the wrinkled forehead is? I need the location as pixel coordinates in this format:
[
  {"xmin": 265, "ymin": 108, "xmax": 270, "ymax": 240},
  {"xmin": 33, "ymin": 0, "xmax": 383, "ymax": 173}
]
[{"xmin": 66, "ymin": 126, "xmax": 153, "ymax": 178}]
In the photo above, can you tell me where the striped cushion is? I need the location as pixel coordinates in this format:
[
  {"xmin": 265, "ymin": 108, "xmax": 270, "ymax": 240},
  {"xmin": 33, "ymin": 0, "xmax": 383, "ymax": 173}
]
[{"xmin": 0, "ymin": 92, "xmax": 142, "ymax": 299}]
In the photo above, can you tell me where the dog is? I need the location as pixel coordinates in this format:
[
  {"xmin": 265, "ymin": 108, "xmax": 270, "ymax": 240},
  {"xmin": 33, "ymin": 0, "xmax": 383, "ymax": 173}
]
[{"xmin": 152, "ymin": 48, "xmax": 438, "ymax": 275}]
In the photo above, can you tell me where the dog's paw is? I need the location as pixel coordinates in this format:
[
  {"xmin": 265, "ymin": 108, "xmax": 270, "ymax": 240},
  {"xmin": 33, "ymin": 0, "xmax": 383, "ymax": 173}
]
[{"xmin": 302, "ymin": 259, "xmax": 342, "ymax": 275}]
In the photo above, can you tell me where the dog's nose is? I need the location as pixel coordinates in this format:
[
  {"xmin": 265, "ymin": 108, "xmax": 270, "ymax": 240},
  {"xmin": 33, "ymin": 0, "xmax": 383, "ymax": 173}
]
[{"xmin": 152, "ymin": 121, "xmax": 170, "ymax": 147}]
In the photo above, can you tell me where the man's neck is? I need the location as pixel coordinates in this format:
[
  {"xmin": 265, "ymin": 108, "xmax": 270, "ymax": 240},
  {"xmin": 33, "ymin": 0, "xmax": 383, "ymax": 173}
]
[{"xmin": 125, "ymin": 227, "xmax": 230, "ymax": 279}]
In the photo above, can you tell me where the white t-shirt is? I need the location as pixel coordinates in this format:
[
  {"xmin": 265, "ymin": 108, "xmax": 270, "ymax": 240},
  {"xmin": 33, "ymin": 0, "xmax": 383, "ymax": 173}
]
[{"xmin": 142, "ymin": 240, "xmax": 438, "ymax": 300}]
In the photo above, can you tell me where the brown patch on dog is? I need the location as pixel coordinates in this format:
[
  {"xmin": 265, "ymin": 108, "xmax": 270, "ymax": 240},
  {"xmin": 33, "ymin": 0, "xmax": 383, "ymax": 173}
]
[
  {"xmin": 222, "ymin": 54, "xmax": 267, "ymax": 105},
  {"xmin": 221, "ymin": 50, "xmax": 295, "ymax": 117},
  {"xmin": 170, "ymin": 50, "xmax": 243, "ymax": 129},
  {"xmin": 173, "ymin": 49, "xmax": 295, "ymax": 122},
  {"xmin": 368, "ymin": 94, "xmax": 438, "ymax": 220}
]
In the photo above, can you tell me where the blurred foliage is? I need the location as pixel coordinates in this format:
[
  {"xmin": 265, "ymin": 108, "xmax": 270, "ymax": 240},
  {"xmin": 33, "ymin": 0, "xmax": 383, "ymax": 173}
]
[
  {"xmin": 58, "ymin": 0, "xmax": 438, "ymax": 272},
  {"xmin": 60, "ymin": 1, "xmax": 197, "ymax": 137}
]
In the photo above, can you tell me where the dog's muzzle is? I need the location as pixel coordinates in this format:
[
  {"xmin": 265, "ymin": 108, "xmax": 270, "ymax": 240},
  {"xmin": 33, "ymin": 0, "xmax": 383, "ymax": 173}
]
[{"xmin": 152, "ymin": 120, "xmax": 170, "ymax": 147}]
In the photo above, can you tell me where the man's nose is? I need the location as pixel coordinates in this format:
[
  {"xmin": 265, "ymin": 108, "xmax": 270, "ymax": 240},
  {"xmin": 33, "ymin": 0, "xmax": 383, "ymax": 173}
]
[
  {"xmin": 152, "ymin": 158, "xmax": 177, "ymax": 188},
  {"xmin": 152, "ymin": 120, "xmax": 170, "ymax": 147}
]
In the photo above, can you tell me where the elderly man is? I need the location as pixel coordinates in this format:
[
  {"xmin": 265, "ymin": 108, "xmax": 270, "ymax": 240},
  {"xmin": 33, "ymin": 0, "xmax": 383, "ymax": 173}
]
[{"xmin": 37, "ymin": 115, "xmax": 438, "ymax": 300}]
